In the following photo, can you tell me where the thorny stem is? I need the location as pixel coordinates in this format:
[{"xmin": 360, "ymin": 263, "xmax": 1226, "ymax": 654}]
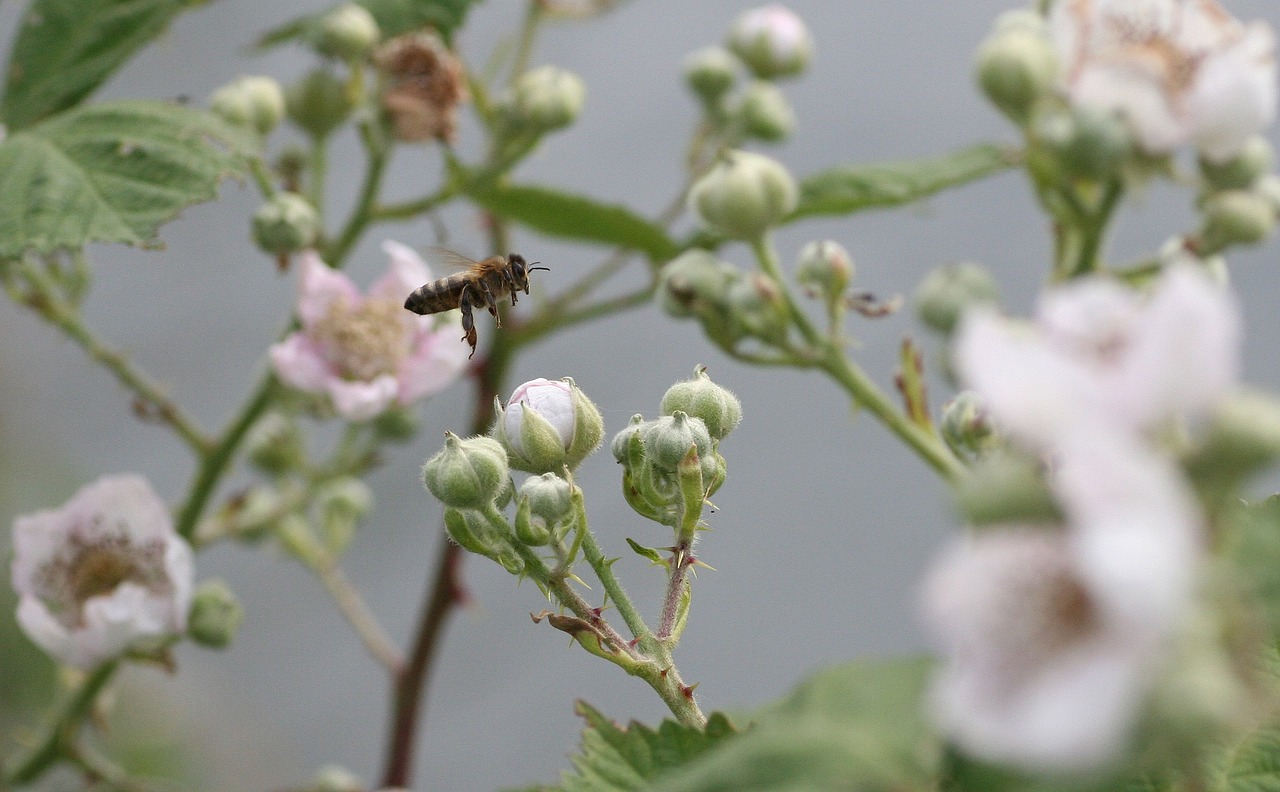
[
  {"xmin": 571, "ymin": 493, "xmax": 656, "ymax": 652},
  {"xmin": 656, "ymin": 539, "xmax": 693, "ymax": 643}
]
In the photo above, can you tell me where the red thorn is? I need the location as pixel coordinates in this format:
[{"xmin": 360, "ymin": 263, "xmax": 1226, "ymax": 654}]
[{"xmin": 680, "ymin": 683, "xmax": 699, "ymax": 699}]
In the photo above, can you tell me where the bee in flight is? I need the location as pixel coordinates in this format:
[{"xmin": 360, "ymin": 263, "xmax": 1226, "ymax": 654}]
[{"xmin": 403, "ymin": 249, "xmax": 549, "ymax": 358}]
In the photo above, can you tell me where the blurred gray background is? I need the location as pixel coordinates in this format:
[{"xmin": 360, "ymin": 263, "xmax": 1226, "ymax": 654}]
[{"xmin": 3, "ymin": 1, "xmax": 1280, "ymax": 790}]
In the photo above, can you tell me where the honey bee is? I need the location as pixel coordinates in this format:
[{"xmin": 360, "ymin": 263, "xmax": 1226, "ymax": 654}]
[{"xmin": 403, "ymin": 249, "xmax": 549, "ymax": 358}]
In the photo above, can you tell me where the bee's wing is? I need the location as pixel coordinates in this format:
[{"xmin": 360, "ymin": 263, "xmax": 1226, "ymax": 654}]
[{"xmin": 425, "ymin": 246, "xmax": 483, "ymax": 273}]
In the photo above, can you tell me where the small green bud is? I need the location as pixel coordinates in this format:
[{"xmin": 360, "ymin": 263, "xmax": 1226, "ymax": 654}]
[
  {"xmin": 1185, "ymin": 389, "xmax": 1280, "ymax": 484},
  {"xmin": 521, "ymin": 473, "xmax": 574, "ymax": 526},
  {"xmin": 316, "ymin": 477, "xmax": 372, "ymax": 555},
  {"xmin": 956, "ymin": 452, "xmax": 1061, "ymax": 526},
  {"xmin": 209, "ymin": 75, "xmax": 286, "ymax": 135},
  {"xmin": 1200, "ymin": 135, "xmax": 1275, "ymax": 191},
  {"xmin": 1199, "ymin": 189, "xmax": 1276, "ymax": 254},
  {"xmin": 423, "ymin": 433, "xmax": 510, "ymax": 509},
  {"xmin": 795, "ymin": 239, "xmax": 853, "ymax": 302},
  {"xmin": 644, "ymin": 411, "xmax": 717, "ymax": 483},
  {"xmin": 223, "ymin": 486, "xmax": 285, "ymax": 543},
  {"xmin": 187, "ymin": 579, "xmax": 243, "ymax": 649},
  {"xmin": 1035, "ymin": 106, "xmax": 1132, "ymax": 181},
  {"xmin": 737, "ymin": 80, "xmax": 795, "ymax": 142},
  {"xmin": 727, "ymin": 4, "xmax": 812, "ymax": 80},
  {"xmin": 726, "ymin": 272, "xmax": 789, "ymax": 344},
  {"xmin": 276, "ymin": 145, "xmax": 308, "ymax": 187},
  {"xmin": 684, "ymin": 46, "xmax": 738, "ymax": 104},
  {"xmin": 975, "ymin": 26, "xmax": 1057, "ymax": 124},
  {"xmin": 492, "ymin": 378, "xmax": 605, "ymax": 474},
  {"xmin": 612, "ymin": 414, "xmax": 651, "ymax": 467},
  {"xmin": 658, "ymin": 250, "xmax": 738, "ymax": 318},
  {"xmin": 373, "ymin": 404, "xmax": 420, "ymax": 442},
  {"xmin": 311, "ymin": 4, "xmax": 380, "ymax": 61},
  {"xmin": 661, "ymin": 366, "xmax": 742, "ymax": 441},
  {"xmin": 247, "ymin": 412, "xmax": 307, "ymax": 475},
  {"xmin": 940, "ymin": 390, "xmax": 997, "ymax": 459},
  {"xmin": 286, "ymin": 69, "xmax": 354, "ymax": 138},
  {"xmin": 444, "ymin": 507, "xmax": 503, "ymax": 557},
  {"xmin": 277, "ymin": 514, "xmax": 324, "ymax": 566},
  {"xmin": 252, "ymin": 192, "xmax": 320, "ymax": 255},
  {"xmin": 503, "ymin": 65, "xmax": 586, "ymax": 135},
  {"xmin": 688, "ymin": 149, "xmax": 798, "ymax": 239},
  {"xmin": 914, "ymin": 262, "xmax": 1000, "ymax": 335},
  {"xmin": 311, "ymin": 765, "xmax": 363, "ymax": 792}
]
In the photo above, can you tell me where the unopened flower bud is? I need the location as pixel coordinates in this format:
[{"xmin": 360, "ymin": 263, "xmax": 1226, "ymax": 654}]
[
  {"xmin": 316, "ymin": 477, "xmax": 373, "ymax": 555},
  {"xmin": 1200, "ymin": 135, "xmax": 1275, "ymax": 191},
  {"xmin": 247, "ymin": 412, "xmax": 307, "ymax": 475},
  {"xmin": 1035, "ymin": 106, "xmax": 1132, "ymax": 181},
  {"xmin": 737, "ymin": 81, "xmax": 794, "ymax": 142},
  {"xmin": 975, "ymin": 26, "xmax": 1057, "ymax": 124},
  {"xmin": 503, "ymin": 66, "xmax": 586, "ymax": 135},
  {"xmin": 644, "ymin": 411, "xmax": 716, "ymax": 481},
  {"xmin": 312, "ymin": 4, "xmax": 380, "ymax": 61},
  {"xmin": 286, "ymin": 69, "xmax": 353, "ymax": 139},
  {"xmin": 252, "ymin": 192, "xmax": 320, "ymax": 255},
  {"xmin": 209, "ymin": 76, "xmax": 285, "ymax": 135},
  {"xmin": 940, "ymin": 391, "xmax": 997, "ymax": 459},
  {"xmin": 727, "ymin": 4, "xmax": 812, "ymax": 80},
  {"xmin": 188, "ymin": 579, "xmax": 243, "ymax": 649},
  {"xmin": 1199, "ymin": 189, "xmax": 1276, "ymax": 254},
  {"xmin": 493, "ymin": 378, "xmax": 604, "ymax": 474},
  {"xmin": 685, "ymin": 47, "xmax": 738, "ymax": 104},
  {"xmin": 1185, "ymin": 389, "xmax": 1280, "ymax": 483},
  {"xmin": 914, "ymin": 262, "xmax": 1000, "ymax": 335},
  {"xmin": 688, "ymin": 149, "xmax": 797, "ymax": 239},
  {"xmin": 612, "ymin": 414, "xmax": 651, "ymax": 467},
  {"xmin": 516, "ymin": 473, "xmax": 574, "ymax": 545},
  {"xmin": 956, "ymin": 452, "xmax": 1061, "ymax": 526},
  {"xmin": 423, "ymin": 433, "xmax": 510, "ymax": 509},
  {"xmin": 795, "ymin": 239, "xmax": 853, "ymax": 301},
  {"xmin": 226, "ymin": 487, "xmax": 286, "ymax": 543},
  {"xmin": 661, "ymin": 366, "xmax": 742, "ymax": 441},
  {"xmin": 658, "ymin": 250, "xmax": 738, "ymax": 318},
  {"xmin": 312, "ymin": 765, "xmax": 363, "ymax": 792},
  {"xmin": 727, "ymin": 271, "xmax": 789, "ymax": 344}
]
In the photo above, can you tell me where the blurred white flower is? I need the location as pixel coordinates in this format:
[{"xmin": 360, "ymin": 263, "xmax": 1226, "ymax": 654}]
[
  {"xmin": 727, "ymin": 4, "xmax": 813, "ymax": 79},
  {"xmin": 270, "ymin": 243, "xmax": 471, "ymax": 421},
  {"xmin": 1050, "ymin": 0, "xmax": 1277, "ymax": 161},
  {"xmin": 10, "ymin": 475, "xmax": 194, "ymax": 669}
]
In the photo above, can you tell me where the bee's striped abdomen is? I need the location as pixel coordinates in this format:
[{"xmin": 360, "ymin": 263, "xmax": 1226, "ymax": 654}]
[{"xmin": 404, "ymin": 274, "xmax": 467, "ymax": 315}]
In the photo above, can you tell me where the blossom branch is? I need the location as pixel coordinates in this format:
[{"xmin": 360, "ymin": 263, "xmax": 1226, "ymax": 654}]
[{"xmin": 2, "ymin": 661, "xmax": 118, "ymax": 785}]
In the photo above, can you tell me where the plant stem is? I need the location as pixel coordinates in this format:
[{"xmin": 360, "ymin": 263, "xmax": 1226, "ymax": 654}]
[
  {"xmin": 2, "ymin": 662, "xmax": 118, "ymax": 785},
  {"xmin": 314, "ymin": 558, "xmax": 405, "ymax": 673},
  {"xmin": 309, "ymin": 136, "xmax": 329, "ymax": 221},
  {"xmin": 327, "ymin": 121, "xmax": 390, "ymax": 265},
  {"xmin": 571, "ymin": 494, "xmax": 656, "ymax": 652}
]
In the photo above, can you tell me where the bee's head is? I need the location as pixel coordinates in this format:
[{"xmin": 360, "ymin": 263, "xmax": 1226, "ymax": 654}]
[{"xmin": 508, "ymin": 254, "xmax": 549, "ymax": 293}]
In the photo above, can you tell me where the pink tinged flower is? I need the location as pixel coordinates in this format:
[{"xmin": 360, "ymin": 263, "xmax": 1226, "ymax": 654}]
[
  {"xmin": 502, "ymin": 378, "xmax": 576, "ymax": 456},
  {"xmin": 1050, "ymin": 0, "xmax": 1278, "ymax": 161},
  {"xmin": 10, "ymin": 475, "xmax": 194, "ymax": 669},
  {"xmin": 269, "ymin": 244, "xmax": 470, "ymax": 422},
  {"xmin": 733, "ymin": 5, "xmax": 809, "ymax": 63}
]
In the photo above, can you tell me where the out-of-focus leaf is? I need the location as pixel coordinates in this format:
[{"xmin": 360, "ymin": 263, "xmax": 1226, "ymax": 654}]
[
  {"xmin": 786, "ymin": 144, "xmax": 1020, "ymax": 222},
  {"xmin": 1, "ymin": 0, "xmax": 196, "ymax": 129},
  {"xmin": 467, "ymin": 182, "xmax": 680, "ymax": 263},
  {"xmin": 1225, "ymin": 496, "xmax": 1280, "ymax": 639},
  {"xmin": 256, "ymin": 0, "xmax": 482, "ymax": 49},
  {"xmin": 0, "ymin": 100, "xmax": 256, "ymax": 258}
]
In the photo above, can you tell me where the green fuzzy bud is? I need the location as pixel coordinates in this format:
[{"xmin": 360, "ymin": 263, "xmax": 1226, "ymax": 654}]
[
  {"xmin": 727, "ymin": 271, "xmax": 789, "ymax": 344},
  {"xmin": 688, "ymin": 149, "xmax": 797, "ymax": 239},
  {"xmin": 503, "ymin": 65, "xmax": 585, "ymax": 135},
  {"xmin": 914, "ymin": 262, "xmax": 1000, "ymax": 335},
  {"xmin": 940, "ymin": 390, "xmax": 997, "ymax": 459},
  {"xmin": 1199, "ymin": 189, "xmax": 1276, "ymax": 254},
  {"xmin": 286, "ymin": 69, "xmax": 354, "ymax": 138},
  {"xmin": 685, "ymin": 46, "xmax": 738, "ymax": 104},
  {"xmin": 521, "ymin": 473, "xmax": 574, "ymax": 526},
  {"xmin": 311, "ymin": 4, "xmax": 380, "ymax": 61},
  {"xmin": 187, "ymin": 579, "xmax": 243, "ymax": 649},
  {"xmin": 1185, "ymin": 389, "xmax": 1280, "ymax": 485},
  {"xmin": 1035, "ymin": 106, "xmax": 1132, "ymax": 181},
  {"xmin": 795, "ymin": 239, "xmax": 853, "ymax": 302},
  {"xmin": 611, "ymin": 414, "xmax": 651, "ymax": 467},
  {"xmin": 252, "ymin": 192, "xmax": 320, "ymax": 255},
  {"xmin": 737, "ymin": 80, "xmax": 795, "ymax": 142},
  {"xmin": 727, "ymin": 5, "xmax": 812, "ymax": 80},
  {"xmin": 315, "ymin": 477, "xmax": 372, "ymax": 556},
  {"xmin": 373, "ymin": 404, "xmax": 420, "ymax": 442},
  {"xmin": 661, "ymin": 366, "xmax": 742, "ymax": 441},
  {"xmin": 644, "ymin": 411, "xmax": 716, "ymax": 480},
  {"xmin": 492, "ymin": 378, "xmax": 604, "ymax": 474},
  {"xmin": 209, "ymin": 75, "xmax": 285, "ymax": 135},
  {"xmin": 246, "ymin": 412, "xmax": 307, "ymax": 476},
  {"xmin": 975, "ymin": 26, "xmax": 1057, "ymax": 125},
  {"xmin": 956, "ymin": 452, "xmax": 1061, "ymax": 526},
  {"xmin": 1200, "ymin": 135, "xmax": 1274, "ymax": 190},
  {"xmin": 658, "ymin": 250, "xmax": 739, "ymax": 319},
  {"xmin": 423, "ymin": 433, "xmax": 510, "ymax": 509}
]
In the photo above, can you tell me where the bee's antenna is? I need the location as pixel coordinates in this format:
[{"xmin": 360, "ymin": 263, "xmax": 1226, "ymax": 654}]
[{"xmin": 528, "ymin": 262, "xmax": 551, "ymax": 273}]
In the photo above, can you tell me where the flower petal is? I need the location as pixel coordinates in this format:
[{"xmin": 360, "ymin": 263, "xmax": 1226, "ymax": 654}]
[
  {"xmin": 269, "ymin": 333, "xmax": 334, "ymax": 393},
  {"xmin": 398, "ymin": 324, "xmax": 471, "ymax": 404},
  {"xmin": 297, "ymin": 252, "xmax": 360, "ymax": 328},
  {"xmin": 372, "ymin": 240, "xmax": 433, "ymax": 301},
  {"xmin": 328, "ymin": 376, "xmax": 399, "ymax": 421}
]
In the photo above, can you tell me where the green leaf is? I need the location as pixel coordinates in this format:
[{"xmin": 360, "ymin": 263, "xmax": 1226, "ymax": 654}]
[
  {"xmin": 785, "ymin": 143, "xmax": 1020, "ymax": 222},
  {"xmin": 658, "ymin": 656, "xmax": 942, "ymax": 792},
  {"xmin": 1225, "ymin": 497, "xmax": 1280, "ymax": 639},
  {"xmin": 1213, "ymin": 723, "xmax": 1280, "ymax": 792},
  {"xmin": 256, "ymin": 0, "xmax": 481, "ymax": 49},
  {"xmin": 625, "ymin": 538, "xmax": 666, "ymax": 566},
  {"xmin": 1, "ymin": 0, "xmax": 196, "ymax": 130},
  {"xmin": 539, "ymin": 701, "xmax": 737, "ymax": 792},
  {"xmin": 467, "ymin": 182, "xmax": 680, "ymax": 264},
  {"xmin": 0, "ymin": 100, "xmax": 256, "ymax": 258}
]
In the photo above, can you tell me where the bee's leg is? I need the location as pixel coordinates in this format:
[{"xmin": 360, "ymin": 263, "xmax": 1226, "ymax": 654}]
[
  {"xmin": 481, "ymin": 282, "xmax": 502, "ymax": 327},
  {"xmin": 458, "ymin": 290, "xmax": 479, "ymax": 359},
  {"xmin": 506, "ymin": 271, "xmax": 519, "ymax": 306}
]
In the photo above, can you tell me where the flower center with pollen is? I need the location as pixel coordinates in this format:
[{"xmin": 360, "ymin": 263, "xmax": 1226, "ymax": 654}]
[
  {"xmin": 36, "ymin": 528, "xmax": 169, "ymax": 628},
  {"xmin": 313, "ymin": 296, "xmax": 411, "ymax": 382}
]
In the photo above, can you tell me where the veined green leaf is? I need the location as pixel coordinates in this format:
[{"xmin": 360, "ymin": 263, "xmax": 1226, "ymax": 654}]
[
  {"xmin": 467, "ymin": 182, "xmax": 679, "ymax": 264},
  {"xmin": 0, "ymin": 100, "xmax": 256, "ymax": 258},
  {"xmin": 2, "ymin": 0, "xmax": 196, "ymax": 129},
  {"xmin": 786, "ymin": 143, "xmax": 1020, "ymax": 222},
  {"xmin": 255, "ymin": 0, "xmax": 481, "ymax": 49}
]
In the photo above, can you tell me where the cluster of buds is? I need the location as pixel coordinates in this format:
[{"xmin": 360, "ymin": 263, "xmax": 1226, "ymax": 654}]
[
  {"xmin": 658, "ymin": 248, "xmax": 789, "ymax": 351},
  {"xmin": 683, "ymin": 4, "xmax": 811, "ymax": 144},
  {"xmin": 612, "ymin": 368, "xmax": 740, "ymax": 526}
]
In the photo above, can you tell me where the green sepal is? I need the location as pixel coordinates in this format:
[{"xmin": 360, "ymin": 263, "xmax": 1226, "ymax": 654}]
[
  {"xmin": 621, "ymin": 467, "xmax": 668, "ymax": 523},
  {"xmin": 515, "ymin": 496, "xmax": 552, "ymax": 546},
  {"xmin": 676, "ymin": 445, "xmax": 706, "ymax": 542},
  {"xmin": 444, "ymin": 507, "xmax": 498, "ymax": 557},
  {"xmin": 625, "ymin": 538, "xmax": 668, "ymax": 567}
]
